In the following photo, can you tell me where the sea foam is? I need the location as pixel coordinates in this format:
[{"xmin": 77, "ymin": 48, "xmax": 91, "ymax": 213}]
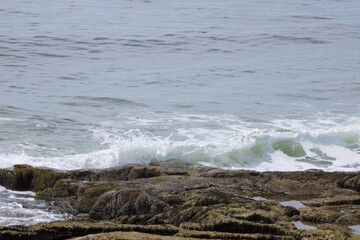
[{"xmin": 0, "ymin": 113, "xmax": 358, "ymax": 172}]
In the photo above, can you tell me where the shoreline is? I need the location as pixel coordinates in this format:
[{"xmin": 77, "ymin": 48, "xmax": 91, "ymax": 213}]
[{"xmin": 1, "ymin": 162, "xmax": 360, "ymax": 239}]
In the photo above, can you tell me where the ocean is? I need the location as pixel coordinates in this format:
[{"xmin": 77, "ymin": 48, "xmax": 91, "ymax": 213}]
[{"xmin": 0, "ymin": 0, "xmax": 359, "ymax": 225}]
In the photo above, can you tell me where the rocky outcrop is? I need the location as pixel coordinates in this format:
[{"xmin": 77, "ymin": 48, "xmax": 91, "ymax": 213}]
[
  {"xmin": 0, "ymin": 221, "xmax": 179, "ymax": 240},
  {"xmin": 0, "ymin": 164, "xmax": 67, "ymax": 192},
  {"xmin": 1, "ymin": 162, "xmax": 360, "ymax": 239}
]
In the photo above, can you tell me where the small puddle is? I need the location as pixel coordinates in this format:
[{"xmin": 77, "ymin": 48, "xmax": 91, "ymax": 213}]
[
  {"xmin": 251, "ymin": 196, "xmax": 267, "ymax": 201},
  {"xmin": 292, "ymin": 221, "xmax": 317, "ymax": 230},
  {"xmin": 349, "ymin": 225, "xmax": 360, "ymax": 235},
  {"xmin": 280, "ymin": 200, "xmax": 306, "ymax": 209}
]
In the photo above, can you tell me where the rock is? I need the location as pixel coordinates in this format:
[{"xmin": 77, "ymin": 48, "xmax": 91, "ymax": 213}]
[
  {"xmin": 0, "ymin": 220, "xmax": 179, "ymax": 240},
  {"xmin": 0, "ymin": 168, "xmax": 17, "ymax": 189},
  {"xmin": 1, "ymin": 162, "xmax": 360, "ymax": 239},
  {"xmin": 300, "ymin": 207, "xmax": 341, "ymax": 224},
  {"xmin": 0, "ymin": 164, "xmax": 68, "ymax": 192},
  {"xmin": 69, "ymin": 231, "xmax": 212, "ymax": 240},
  {"xmin": 338, "ymin": 174, "xmax": 360, "ymax": 191},
  {"xmin": 284, "ymin": 206, "xmax": 300, "ymax": 217},
  {"xmin": 68, "ymin": 164, "xmax": 162, "ymax": 181}
]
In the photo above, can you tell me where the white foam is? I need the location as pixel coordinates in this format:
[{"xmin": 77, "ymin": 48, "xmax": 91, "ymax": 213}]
[
  {"xmin": 0, "ymin": 117, "xmax": 24, "ymax": 122},
  {"xmin": 0, "ymin": 113, "xmax": 359, "ymax": 172},
  {"xmin": 258, "ymin": 151, "xmax": 321, "ymax": 171},
  {"xmin": 0, "ymin": 186, "xmax": 70, "ymax": 226}
]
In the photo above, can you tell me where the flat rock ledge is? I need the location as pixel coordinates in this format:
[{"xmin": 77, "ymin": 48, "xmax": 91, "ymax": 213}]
[{"xmin": 1, "ymin": 162, "xmax": 360, "ymax": 240}]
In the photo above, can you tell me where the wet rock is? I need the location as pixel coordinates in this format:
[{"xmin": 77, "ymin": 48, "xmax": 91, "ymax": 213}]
[
  {"xmin": 90, "ymin": 188, "xmax": 169, "ymax": 220},
  {"xmin": 0, "ymin": 221, "xmax": 179, "ymax": 240},
  {"xmin": 69, "ymin": 231, "xmax": 211, "ymax": 240},
  {"xmin": 284, "ymin": 206, "xmax": 301, "ymax": 217},
  {"xmin": 232, "ymin": 212, "xmax": 276, "ymax": 224},
  {"xmin": 68, "ymin": 164, "xmax": 162, "ymax": 181},
  {"xmin": 338, "ymin": 174, "xmax": 360, "ymax": 191},
  {"xmin": 0, "ymin": 168, "xmax": 17, "ymax": 190},
  {"xmin": 0, "ymin": 164, "xmax": 68, "ymax": 192},
  {"xmin": 300, "ymin": 207, "xmax": 341, "ymax": 224},
  {"xmin": 303, "ymin": 196, "xmax": 360, "ymax": 207},
  {"xmin": 1, "ymin": 163, "xmax": 360, "ymax": 239}
]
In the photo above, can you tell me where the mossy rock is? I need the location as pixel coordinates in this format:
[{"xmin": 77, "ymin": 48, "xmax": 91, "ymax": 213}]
[
  {"xmin": 0, "ymin": 168, "xmax": 17, "ymax": 189},
  {"xmin": 31, "ymin": 168, "xmax": 68, "ymax": 192},
  {"xmin": 35, "ymin": 187, "xmax": 52, "ymax": 198}
]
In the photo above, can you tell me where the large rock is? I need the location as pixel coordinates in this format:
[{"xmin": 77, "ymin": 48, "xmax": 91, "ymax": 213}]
[
  {"xmin": 0, "ymin": 164, "xmax": 67, "ymax": 191},
  {"xmin": 1, "ymin": 162, "xmax": 360, "ymax": 239},
  {"xmin": 0, "ymin": 221, "xmax": 179, "ymax": 240}
]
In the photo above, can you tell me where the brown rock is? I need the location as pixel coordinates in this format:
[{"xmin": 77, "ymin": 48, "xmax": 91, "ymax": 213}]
[{"xmin": 1, "ymin": 163, "xmax": 360, "ymax": 240}]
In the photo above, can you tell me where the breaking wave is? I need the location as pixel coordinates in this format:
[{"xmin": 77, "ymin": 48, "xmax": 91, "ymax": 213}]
[{"xmin": 1, "ymin": 113, "xmax": 359, "ymax": 172}]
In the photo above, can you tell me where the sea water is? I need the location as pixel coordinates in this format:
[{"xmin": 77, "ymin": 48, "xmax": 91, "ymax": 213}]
[{"xmin": 0, "ymin": 0, "xmax": 359, "ymax": 225}]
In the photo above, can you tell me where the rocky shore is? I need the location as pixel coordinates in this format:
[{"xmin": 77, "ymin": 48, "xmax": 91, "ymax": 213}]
[{"xmin": 1, "ymin": 162, "xmax": 360, "ymax": 240}]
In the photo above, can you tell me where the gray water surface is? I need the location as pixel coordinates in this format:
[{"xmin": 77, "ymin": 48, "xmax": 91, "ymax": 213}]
[{"xmin": 1, "ymin": 0, "xmax": 359, "ymax": 171}]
